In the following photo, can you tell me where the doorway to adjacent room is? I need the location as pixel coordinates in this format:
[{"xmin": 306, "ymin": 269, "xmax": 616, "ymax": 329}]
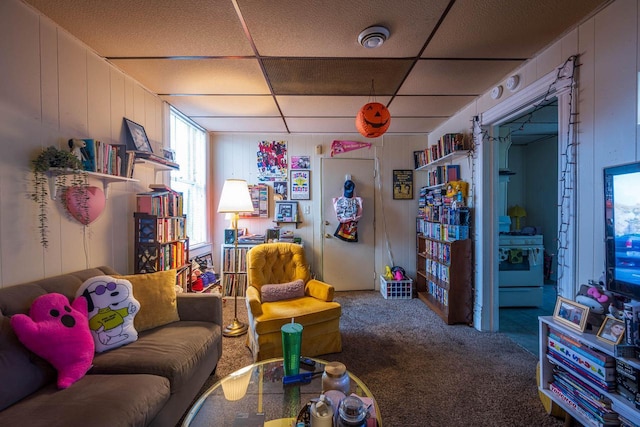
[{"xmin": 496, "ymin": 101, "xmax": 559, "ymax": 356}]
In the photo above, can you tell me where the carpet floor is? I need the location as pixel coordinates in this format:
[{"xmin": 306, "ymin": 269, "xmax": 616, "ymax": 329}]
[{"xmin": 188, "ymin": 291, "xmax": 564, "ymax": 427}]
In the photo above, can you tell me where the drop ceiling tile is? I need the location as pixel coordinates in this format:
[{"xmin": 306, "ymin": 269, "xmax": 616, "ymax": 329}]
[
  {"xmin": 163, "ymin": 95, "xmax": 280, "ymax": 117},
  {"xmin": 286, "ymin": 118, "xmax": 360, "ymax": 134},
  {"xmin": 386, "ymin": 117, "xmax": 448, "ymax": 134},
  {"xmin": 24, "ymin": 0, "xmax": 253, "ymax": 57},
  {"xmin": 422, "ymin": 0, "xmax": 606, "ymax": 59},
  {"xmin": 237, "ymin": 0, "xmax": 451, "ymax": 57},
  {"xmin": 389, "ymin": 95, "xmax": 476, "ymax": 117},
  {"xmin": 277, "ymin": 96, "xmax": 392, "ymax": 117},
  {"xmin": 263, "ymin": 58, "xmax": 413, "ymax": 95},
  {"xmin": 109, "ymin": 58, "xmax": 270, "ymax": 95},
  {"xmin": 399, "ymin": 59, "xmax": 523, "ymax": 95},
  {"xmin": 195, "ymin": 117, "xmax": 288, "ymax": 133}
]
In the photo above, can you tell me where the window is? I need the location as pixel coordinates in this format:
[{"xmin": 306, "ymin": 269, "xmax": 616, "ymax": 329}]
[{"xmin": 169, "ymin": 108, "xmax": 207, "ymax": 247}]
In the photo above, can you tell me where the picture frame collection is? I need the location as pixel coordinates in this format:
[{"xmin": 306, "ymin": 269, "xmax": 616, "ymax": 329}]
[{"xmin": 552, "ymin": 295, "xmax": 626, "ymax": 345}]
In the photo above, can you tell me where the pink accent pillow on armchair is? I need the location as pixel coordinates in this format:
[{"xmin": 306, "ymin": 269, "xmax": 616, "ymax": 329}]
[{"xmin": 261, "ymin": 279, "xmax": 305, "ymax": 302}]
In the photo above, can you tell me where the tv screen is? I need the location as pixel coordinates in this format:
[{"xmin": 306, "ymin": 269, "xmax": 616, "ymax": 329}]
[{"xmin": 605, "ymin": 161, "xmax": 640, "ymax": 301}]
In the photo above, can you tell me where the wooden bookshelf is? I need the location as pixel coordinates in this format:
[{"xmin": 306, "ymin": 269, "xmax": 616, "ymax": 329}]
[{"xmin": 416, "ymin": 232, "xmax": 473, "ymax": 325}]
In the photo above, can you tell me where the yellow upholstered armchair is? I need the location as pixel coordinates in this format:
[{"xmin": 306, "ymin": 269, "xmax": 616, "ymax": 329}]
[{"xmin": 245, "ymin": 243, "xmax": 342, "ymax": 361}]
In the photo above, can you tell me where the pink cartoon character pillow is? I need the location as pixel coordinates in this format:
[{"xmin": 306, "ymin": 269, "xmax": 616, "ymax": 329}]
[
  {"xmin": 76, "ymin": 276, "xmax": 140, "ymax": 353},
  {"xmin": 10, "ymin": 293, "xmax": 94, "ymax": 389}
]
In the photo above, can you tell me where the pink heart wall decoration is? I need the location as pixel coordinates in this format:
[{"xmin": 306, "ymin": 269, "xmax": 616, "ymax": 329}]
[{"xmin": 64, "ymin": 186, "xmax": 106, "ymax": 225}]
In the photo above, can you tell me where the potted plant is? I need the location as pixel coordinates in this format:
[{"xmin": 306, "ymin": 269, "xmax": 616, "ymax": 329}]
[{"xmin": 31, "ymin": 146, "xmax": 89, "ymax": 248}]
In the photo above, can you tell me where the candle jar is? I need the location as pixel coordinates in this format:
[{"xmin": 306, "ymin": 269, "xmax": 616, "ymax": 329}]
[
  {"xmin": 336, "ymin": 395, "xmax": 368, "ymax": 427},
  {"xmin": 322, "ymin": 361, "xmax": 350, "ymax": 394}
]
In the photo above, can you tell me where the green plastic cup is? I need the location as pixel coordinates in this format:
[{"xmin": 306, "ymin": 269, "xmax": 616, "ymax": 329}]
[{"xmin": 281, "ymin": 322, "xmax": 303, "ymax": 376}]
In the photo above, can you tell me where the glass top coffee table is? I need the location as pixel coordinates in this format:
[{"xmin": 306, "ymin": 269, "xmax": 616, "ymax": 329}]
[{"xmin": 182, "ymin": 357, "xmax": 381, "ymax": 426}]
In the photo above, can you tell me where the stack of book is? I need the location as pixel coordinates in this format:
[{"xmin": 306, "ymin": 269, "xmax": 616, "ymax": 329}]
[
  {"xmin": 413, "ymin": 133, "xmax": 469, "ymax": 168},
  {"xmin": 136, "ymin": 184, "xmax": 183, "ymax": 217},
  {"xmin": 75, "ymin": 139, "xmax": 131, "ymax": 177},
  {"xmin": 546, "ymin": 327, "xmax": 619, "ymax": 426}
]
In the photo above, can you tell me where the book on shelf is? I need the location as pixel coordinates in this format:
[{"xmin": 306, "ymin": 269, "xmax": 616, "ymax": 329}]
[
  {"xmin": 446, "ymin": 164, "xmax": 461, "ymax": 182},
  {"xmin": 125, "ymin": 150, "xmax": 136, "ymax": 177},
  {"xmin": 546, "ymin": 337, "xmax": 616, "ymax": 382},
  {"xmin": 548, "ymin": 327, "xmax": 615, "ymax": 367},
  {"xmin": 136, "ymin": 187, "xmax": 184, "ymax": 217},
  {"xmin": 547, "ymin": 350, "xmax": 615, "ymax": 393},
  {"xmin": 548, "ymin": 382, "xmax": 619, "ymax": 427},
  {"xmin": 553, "ymin": 366, "xmax": 610, "ymax": 401},
  {"xmin": 623, "ymin": 300, "xmax": 640, "ymax": 346},
  {"xmin": 73, "ymin": 139, "xmax": 128, "ymax": 176}
]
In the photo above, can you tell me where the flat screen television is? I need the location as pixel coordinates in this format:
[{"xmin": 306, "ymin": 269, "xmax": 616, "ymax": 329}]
[{"xmin": 604, "ymin": 161, "xmax": 640, "ymax": 301}]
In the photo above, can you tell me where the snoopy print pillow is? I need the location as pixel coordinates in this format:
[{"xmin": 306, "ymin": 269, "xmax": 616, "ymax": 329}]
[{"xmin": 75, "ymin": 276, "xmax": 140, "ymax": 353}]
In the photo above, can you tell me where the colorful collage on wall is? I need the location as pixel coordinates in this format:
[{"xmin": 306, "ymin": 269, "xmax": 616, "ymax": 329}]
[{"xmin": 257, "ymin": 141, "xmax": 287, "ymax": 181}]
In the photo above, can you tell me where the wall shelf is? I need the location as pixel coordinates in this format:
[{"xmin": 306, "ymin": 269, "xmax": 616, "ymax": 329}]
[
  {"xmin": 135, "ymin": 158, "xmax": 179, "ymax": 171},
  {"xmin": 273, "ymin": 220, "xmax": 302, "ymax": 229},
  {"xmin": 45, "ymin": 169, "xmax": 138, "ymax": 200},
  {"xmin": 415, "ymin": 150, "xmax": 470, "ymax": 172}
]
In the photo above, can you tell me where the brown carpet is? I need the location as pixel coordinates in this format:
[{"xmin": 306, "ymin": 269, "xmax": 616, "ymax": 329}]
[{"xmin": 188, "ymin": 291, "xmax": 564, "ymax": 427}]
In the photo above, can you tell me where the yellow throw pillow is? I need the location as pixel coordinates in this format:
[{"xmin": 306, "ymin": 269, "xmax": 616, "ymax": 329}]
[{"xmin": 114, "ymin": 270, "xmax": 179, "ymax": 332}]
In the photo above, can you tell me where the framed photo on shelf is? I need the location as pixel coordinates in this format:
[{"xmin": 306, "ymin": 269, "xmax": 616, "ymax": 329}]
[
  {"xmin": 192, "ymin": 253, "xmax": 213, "ymax": 270},
  {"xmin": 275, "ymin": 201, "xmax": 298, "ymax": 222},
  {"xmin": 553, "ymin": 297, "xmax": 589, "ymax": 332},
  {"xmin": 124, "ymin": 118, "xmax": 153, "ymax": 153},
  {"xmin": 393, "ymin": 170, "xmax": 413, "ymax": 200},
  {"xmin": 224, "ymin": 229, "xmax": 236, "ymax": 244},
  {"xmin": 597, "ymin": 316, "xmax": 625, "ymax": 344},
  {"xmin": 290, "ymin": 170, "xmax": 310, "ymax": 200}
]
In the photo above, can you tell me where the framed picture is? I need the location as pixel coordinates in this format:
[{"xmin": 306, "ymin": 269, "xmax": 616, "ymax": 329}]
[
  {"xmin": 162, "ymin": 148, "xmax": 175, "ymax": 161},
  {"xmin": 553, "ymin": 297, "xmax": 589, "ymax": 332},
  {"xmin": 266, "ymin": 228, "xmax": 280, "ymax": 242},
  {"xmin": 239, "ymin": 184, "xmax": 269, "ymax": 218},
  {"xmin": 275, "ymin": 201, "xmax": 298, "ymax": 222},
  {"xmin": 597, "ymin": 316, "xmax": 625, "ymax": 344},
  {"xmin": 393, "ymin": 170, "xmax": 413, "ymax": 200},
  {"xmin": 124, "ymin": 118, "xmax": 153, "ymax": 153},
  {"xmin": 273, "ymin": 181, "xmax": 287, "ymax": 201},
  {"xmin": 291, "ymin": 156, "xmax": 310, "ymax": 170},
  {"xmin": 290, "ymin": 170, "xmax": 310, "ymax": 200},
  {"xmin": 192, "ymin": 253, "xmax": 214, "ymax": 270},
  {"xmin": 224, "ymin": 229, "xmax": 236, "ymax": 244}
]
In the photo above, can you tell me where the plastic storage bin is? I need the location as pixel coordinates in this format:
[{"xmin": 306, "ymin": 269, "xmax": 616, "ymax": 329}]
[{"xmin": 380, "ymin": 275, "xmax": 413, "ymax": 299}]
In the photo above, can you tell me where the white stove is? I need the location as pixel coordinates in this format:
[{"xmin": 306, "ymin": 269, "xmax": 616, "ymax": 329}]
[{"xmin": 498, "ymin": 233, "xmax": 544, "ymax": 307}]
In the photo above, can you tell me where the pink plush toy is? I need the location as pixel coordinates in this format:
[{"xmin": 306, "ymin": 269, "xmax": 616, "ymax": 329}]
[{"xmin": 10, "ymin": 293, "xmax": 94, "ymax": 389}]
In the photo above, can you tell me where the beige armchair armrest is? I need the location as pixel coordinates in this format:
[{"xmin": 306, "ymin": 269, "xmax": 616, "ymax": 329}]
[
  {"xmin": 246, "ymin": 286, "xmax": 263, "ymax": 316},
  {"xmin": 176, "ymin": 293, "xmax": 222, "ymax": 326},
  {"xmin": 305, "ymin": 279, "xmax": 335, "ymax": 302}
]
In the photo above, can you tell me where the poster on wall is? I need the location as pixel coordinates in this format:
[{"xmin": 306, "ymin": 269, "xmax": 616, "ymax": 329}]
[
  {"xmin": 393, "ymin": 170, "xmax": 413, "ymax": 200},
  {"xmin": 291, "ymin": 156, "xmax": 310, "ymax": 170},
  {"xmin": 273, "ymin": 181, "xmax": 288, "ymax": 201},
  {"xmin": 239, "ymin": 184, "xmax": 269, "ymax": 218},
  {"xmin": 257, "ymin": 141, "xmax": 287, "ymax": 181},
  {"xmin": 291, "ymin": 170, "xmax": 310, "ymax": 200}
]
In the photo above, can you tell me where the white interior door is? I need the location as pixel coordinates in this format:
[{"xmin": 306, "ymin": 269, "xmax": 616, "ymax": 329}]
[{"xmin": 321, "ymin": 158, "xmax": 375, "ymax": 291}]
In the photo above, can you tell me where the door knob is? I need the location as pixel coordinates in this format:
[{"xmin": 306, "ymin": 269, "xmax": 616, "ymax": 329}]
[
  {"xmin": 325, "ymin": 234, "xmax": 332, "ymax": 238},
  {"xmin": 324, "ymin": 221, "xmax": 330, "ymax": 226}
]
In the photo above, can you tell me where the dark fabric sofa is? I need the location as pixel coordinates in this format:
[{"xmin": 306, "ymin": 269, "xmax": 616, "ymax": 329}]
[{"xmin": 0, "ymin": 266, "xmax": 222, "ymax": 427}]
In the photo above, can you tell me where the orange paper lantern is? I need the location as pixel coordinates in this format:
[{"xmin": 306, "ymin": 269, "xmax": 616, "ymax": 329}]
[{"xmin": 356, "ymin": 102, "xmax": 391, "ymax": 138}]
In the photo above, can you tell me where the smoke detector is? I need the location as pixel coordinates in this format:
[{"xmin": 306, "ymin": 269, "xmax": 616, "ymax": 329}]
[{"xmin": 358, "ymin": 26, "xmax": 390, "ymax": 49}]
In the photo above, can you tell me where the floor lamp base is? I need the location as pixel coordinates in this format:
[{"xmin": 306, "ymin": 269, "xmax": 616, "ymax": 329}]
[{"xmin": 223, "ymin": 319, "xmax": 248, "ymax": 337}]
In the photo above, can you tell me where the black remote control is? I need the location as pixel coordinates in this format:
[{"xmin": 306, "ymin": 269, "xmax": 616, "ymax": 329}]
[{"xmin": 299, "ymin": 357, "xmax": 316, "ymax": 370}]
